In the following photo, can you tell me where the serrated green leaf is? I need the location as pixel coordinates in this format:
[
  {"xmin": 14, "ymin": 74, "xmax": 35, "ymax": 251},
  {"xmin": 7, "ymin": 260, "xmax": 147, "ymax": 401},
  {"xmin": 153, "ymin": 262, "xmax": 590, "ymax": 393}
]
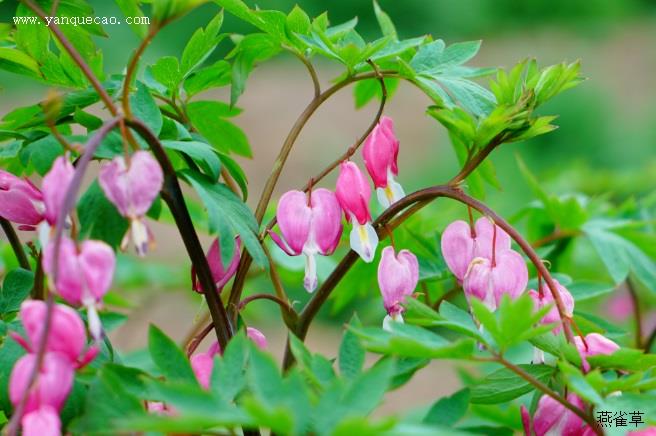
[
  {"xmin": 148, "ymin": 324, "xmax": 198, "ymax": 384},
  {"xmin": 150, "ymin": 56, "xmax": 181, "ymax": 90},
  {"xmin": 78, "ymin": 180, "xmax": 129, "ymax": 249},
  {"xmin": 0, "ymin": 269, "xmax": 34, "ymax": 315},
  {"xmin": 471, "ymin": 365, "xmax": 555, "ymax": 404},
  {"xmin": 162, "ymin": 140, "xmax": 221, "ymax": 180},
  {"xmin": 339, "ymin": 329, "xmax": 365, "ymax": 380},
  {"xmin": 424, "ymin": 388, "xmax": 470, "ymax": 425}
]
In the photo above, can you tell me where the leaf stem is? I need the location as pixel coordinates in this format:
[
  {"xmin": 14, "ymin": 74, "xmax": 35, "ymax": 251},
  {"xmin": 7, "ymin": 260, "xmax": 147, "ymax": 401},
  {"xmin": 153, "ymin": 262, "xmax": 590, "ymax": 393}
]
[
  {"xmin": 122, "ymin": 27, "xmax": 160, "ymax": 118},
  {"xmin": 626, "ymin": 278, "xmax": 643, "ymax": 349},
  {"xmin": 0, "ymin": 218, "xmax": 31, "ymax": 271}
]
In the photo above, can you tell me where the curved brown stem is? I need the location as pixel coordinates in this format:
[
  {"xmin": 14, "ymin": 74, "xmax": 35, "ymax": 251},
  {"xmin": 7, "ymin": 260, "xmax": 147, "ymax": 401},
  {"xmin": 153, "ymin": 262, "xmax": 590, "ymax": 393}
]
[
  {"xmin": 0, "ymin": 218, "xmax": 30, "ymax": 271},
  {"xmin": 126, "ymin": 118, "xmax": 234, "ymax": 349},
  {"xmin": 284, "ymin": 184, "xmax": 576, "ymax": 369},
  {"xmin": 289, "ymin": 49, "xmax": 321, "ymax": 99},
  {"xmin": 186, "ymin": 322, "xmax": 214, "ymax": 357},
  {"xmin": 486, "ymin": 355, "xmax": 602, "ymax": 434}
]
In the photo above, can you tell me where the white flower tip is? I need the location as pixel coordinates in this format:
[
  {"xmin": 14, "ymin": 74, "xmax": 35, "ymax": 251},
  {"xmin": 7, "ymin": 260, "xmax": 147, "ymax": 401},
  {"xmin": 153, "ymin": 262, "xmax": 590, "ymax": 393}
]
[
  {"xmin": 86, "ymin": 304, "xmax": 104, "ymax": 343},
  {"xmin": 382, "ymin": 312, "xmax": 404, "ymax": 331},
  {"xmin": 350, "ymin": 222, "xmax": 378, "ymax": 263}
]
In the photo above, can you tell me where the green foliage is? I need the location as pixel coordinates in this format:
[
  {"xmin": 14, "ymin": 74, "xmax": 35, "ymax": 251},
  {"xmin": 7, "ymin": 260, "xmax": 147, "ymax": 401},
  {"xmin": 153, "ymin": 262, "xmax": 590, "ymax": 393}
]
[
  {"xmin": 470, "ymin": 365, "xmax": 555, "ymax": 404},
  {"xmin": 0, "ymin": 269, "xmax": 33, "ymax": 316}
]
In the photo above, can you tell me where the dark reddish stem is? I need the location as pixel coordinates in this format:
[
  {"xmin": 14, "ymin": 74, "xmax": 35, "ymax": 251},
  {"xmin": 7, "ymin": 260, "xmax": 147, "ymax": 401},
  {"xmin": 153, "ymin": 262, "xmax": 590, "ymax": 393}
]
[{"xmin": 0, "ymin": 218, "xmax": 30, "ymax": 271}]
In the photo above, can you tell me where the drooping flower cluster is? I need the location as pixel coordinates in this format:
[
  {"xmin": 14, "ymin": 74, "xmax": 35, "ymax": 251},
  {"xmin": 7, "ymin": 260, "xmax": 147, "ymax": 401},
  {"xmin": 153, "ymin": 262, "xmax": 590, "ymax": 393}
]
[
  {"xmin": 442, "ymin": 217, "xmax": 528, "ymax": 311},
  {"xmin": 272, "ymin": 116, "xmax": 407, "ymax": 294},
  {"xmin": 192, "ymin": 236, "xmax": 241, "ymax": 294},
  {"xmin": 9, "ymin": 301, "xmax": 98, "ymax": 436}
]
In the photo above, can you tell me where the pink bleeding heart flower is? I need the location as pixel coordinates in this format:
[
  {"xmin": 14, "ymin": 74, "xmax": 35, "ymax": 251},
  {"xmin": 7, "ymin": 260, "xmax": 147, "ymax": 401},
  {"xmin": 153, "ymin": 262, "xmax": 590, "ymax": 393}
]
[
  {"xmin": 362, "ymin": 116, "xmax": 405, "ymax": 207},
  {"xmin": 270, "ymin": 188, "xmax": 342, "ymax": 292},
  {"xmin": 21, "ymin": 406, "xmax": 62, "ymax": 436},
  {"xmin": 41, "ymin": 156, "xmax": 75, "ymax": 228},
  {"xmin": 0, "ymin": 170, "xmax": 44, "ymax": 229},
  {"xmin": 192, "ymin": 237, "xmax": 241, "ymax": 294},
  {"xmin": 463, "ymin": 249, "xmax": 528, "ymax": 311},
  {"xmin": 43, "ymin": 236, "xmax": 115, "ymax": 341},
  {"xmin": 335, "ymin": 161, "xmax": 378, "ymax": 263},
  {"xmin": 441, "ymin": 217, "xmax": 511, "ymax": 282},
  {"xmin": 377, "ymin": 246, "xmax": 419, "ymax": 329},
  {"xmin": 528, "ymin": 279, "xmax": 575, "ymax": 333},
  {"xmin": 574, "ymin": 333, "xmax": 620, "ymax": 372},
  {"xmin": 9, "ymin": 352, "xmax": 74, "ymax": 415},
  {"xmin": 99, "ymin": 151, "xmax": 163, "ymax": 256},
  {"xmin": 12, "ymin": 300, "xmax": 98, "ymax": 368},
  {"xmin": 190, "ymin": 328, "xmax": 267, "ymax": 389},
  {"xmin": 522, "ymin": 394, "xmax": 595, "ymax": 436}
]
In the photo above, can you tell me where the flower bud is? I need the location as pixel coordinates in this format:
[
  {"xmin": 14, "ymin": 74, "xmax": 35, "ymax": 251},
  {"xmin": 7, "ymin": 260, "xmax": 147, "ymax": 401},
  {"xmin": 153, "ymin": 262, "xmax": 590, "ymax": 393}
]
[
  {"xmin": 441, "ymin": 218, "xmax": 511, "ymax": 282},
  {"xmin": 522, "ymin": 393, "xmax": 594, "ymax": 436},
  {"xmin": 528, "ymin": 279, "xmax": 575, "ymax": 334},
  {"xmin": 21, "ymin": 406, "xmax": 61, "ymax": 436},
  {"xmin": 192, "ymin": 237, "xmax": 241, "ymax": 293},
  {"xmin": 462, "ymin": 250, "xmax": 528, "ymax": 311},
  {"xmin": 270, "ymin": 188, "xmax": 342, "ymax": 292},
  {"xmin": 0, "ymin": 170, "xmax": 44, "ymax": 228},
  {"xmin": 9, "ymin": 353, "xmax": 74, "ymax": 414},
  {"xmin": 335, "ymin": 161, "xmax": 378, "ymax": 263},
  {"xmin": 42, "ymin": 156, "xmax": 75, "ymax": 226},
  {"xmin": 246, "ymin": 327, "xmax": 268, "ymax": 350},
  {"xmin": 99, "ymin": 151, "xmax": 163, "ymax": 256},
  {"xmin": 378, "ymin": 246, "xmax": 418, "ymax": 328},
  {"xmin": 574, "ymin": 333, "xmax": 619, "ymax": 372},
  {"xmin": 16, "ymin": 300, "xmax": 96, "ymax": 367},
  {"xmin": 362, "ymin": 116, "xmax": 405, "ymax": 207}
]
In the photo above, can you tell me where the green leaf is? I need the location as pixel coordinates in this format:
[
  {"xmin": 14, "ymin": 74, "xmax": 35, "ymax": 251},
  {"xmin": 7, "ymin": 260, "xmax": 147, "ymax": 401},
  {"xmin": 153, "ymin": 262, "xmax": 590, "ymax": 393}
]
[
  {"xmin": 586, "ymin": 348, "xmax": 656, "ymax": 372},
  {"xmin": 373, "ymin": 1, "xmax": 397, "ymax": 40},
  {"xmin": 115, "ymin": 0, "xmax": 149, "ymax": 38},
  {"xmin": 0, "ymin": 269, "xmax": 34, "ymax": 315},
  {"xmin": 567, "ymin": 281, "xmax": 614, "ymax": 302},
  {"xmin": 187, "ymin": 100, "xmax": 251, "ymax": 157},
  {"xmin": 558, "ymin": 360, "xmax": 603, "ymax": 405},
  {"xmin": 150, "ymin": 56, "xmax": 181, "ymax": 91},
  {"xmin": 212, "ymin": 332, "xmax": 249, "ymax": 402},
  {"xmin": 180, "ymin": 169, "xmax": 266, "ymax": 268},
  {"xmin": 440, "ymin": 41, "xmax": 482, "ymax": 67},
  {"xmin": 19, "ymin": 135, "xmax": 63, "ymax": 176},
  {"xmin": 0, "ymin": 48, "xmax": 41, "ymax": 77},
  {"xmin": 152, "ymin": 0, "xmax": 209, "ymax": 24},
  {"xmin": 78, "ymin": 180, "xmax": 129, "ymax": 249},
  {"xmin": 131, "ymin": 82, "xmax": 163, "ymax": 136},
  {"xmin": 181, "ymin": 12, "xmax": 224, "ymax": 77},
  {"xmin": 424, "ymin": 388, "xmax": 470, "ymax": 425},
  {"xmin": 183, "ymin": 61, "xmax": 231, "ymax": 97},
  {"xmin": 350, "ymin": 323, "xmax": 475, "ymax": 359},
  {"xmin": 286, "ymin": 5, "xmax": 311, "ymax": 37},
  {"xmin": 344, "ymin": 358, "xmax": 395, "ymax": 415},
  {"xmin": 228, "ymin": 33, "xmax": 281, "ymax": 106},
  {"xmin": 339, "ymin": 329, "xmax": 365, "ymax": 380},
  {"xmin": 162, "ymin": 140, "xmax": 221, "ymax": 180},
  {"xmin": 470, "ymin": 365, "xmax": 555, "ymax": 404},
  {"xmin": 148, "ymin": 324, "xmax": 198, "ymax": 384}
]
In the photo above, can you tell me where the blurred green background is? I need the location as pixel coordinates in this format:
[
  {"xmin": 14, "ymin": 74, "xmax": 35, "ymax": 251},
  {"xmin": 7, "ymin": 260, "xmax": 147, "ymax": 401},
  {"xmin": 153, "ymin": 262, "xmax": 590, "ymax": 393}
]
[{"xmin": 1, "ymin": 0, "xmax": 656, "ymax": 413}]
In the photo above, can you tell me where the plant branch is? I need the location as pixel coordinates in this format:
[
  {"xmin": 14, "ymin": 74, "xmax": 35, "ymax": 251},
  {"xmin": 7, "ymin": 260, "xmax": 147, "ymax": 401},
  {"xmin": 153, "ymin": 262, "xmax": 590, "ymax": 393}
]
[
  {"xmin": 645, "ymin": 327, "xmax": 656, "ymax": 353},
  {"xmin": 122, "ymin": 26, "xmax": 159, "ymax": 117},
  {"xmin": 0, "ymin": 218, "xmax": 31, "ymax": 271},
  {"xmin": 289, "ymin": 50, "xmax": 321, "ymax": 99},
  {"xmin": 626, "ymin": 278, "xmax": 643, "ymax": 349},
  {"xmin": 490, "ymin": 355, "xmax": 602, "ymax": 434},
  {"xmin": 126, "ymin": 118, "xmax": 234, "ymax": 349}
]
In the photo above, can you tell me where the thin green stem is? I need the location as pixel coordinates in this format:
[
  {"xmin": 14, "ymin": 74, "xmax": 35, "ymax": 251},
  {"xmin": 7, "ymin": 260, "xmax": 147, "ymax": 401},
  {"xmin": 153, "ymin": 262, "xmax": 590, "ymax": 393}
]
[
  {"xmin": 0, "ymin": 218, "xmax": 30, "ymax": 271},
  {"xmin": 122, "ymin": 27, "xmax": 159, "ymax": 118},
  {"xmin": 626, "ymin": 279, "xmax": 643, "ymax": 349}
]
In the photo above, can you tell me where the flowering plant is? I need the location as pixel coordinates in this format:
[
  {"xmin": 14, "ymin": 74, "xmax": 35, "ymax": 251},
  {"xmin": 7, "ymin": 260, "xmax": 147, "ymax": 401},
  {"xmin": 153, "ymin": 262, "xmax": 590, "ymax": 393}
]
[{"xmin": 0, "ymin": 1, "xmax": 655, "ymax": 435}]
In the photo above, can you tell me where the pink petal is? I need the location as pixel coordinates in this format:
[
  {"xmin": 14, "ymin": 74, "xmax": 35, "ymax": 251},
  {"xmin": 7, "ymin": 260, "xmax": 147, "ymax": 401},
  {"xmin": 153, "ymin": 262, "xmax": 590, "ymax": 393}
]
[
  {"xmin": 309, "ymin": 188, "xmax": 343, "ymax": 255},
  {"xmin": 193, "ymin": 237, "xmax": 242, "ymax": 293},
  {"xmin": 490, "ymin": 249, "xmax": 528, "ymax": 306},
  {"xmin": 378, "ymin": 246, "xmax": 418, "ymax": 314},
  {"xmin": 441, "ymin": 220, "xmax": 476, "ymax": 282},
  {"xmin": 247, "ymin": 327, "xmax": 268, "ymax": 350},
  {"xmin": 21, "ymin": 406, "xmax": 61, "ymax": 436},
  {"xmin": 276, "ymin": 190, "xmax": 311, "ymax": 255},
  {"xmin": 42, "ymin": 157, "xmax": 75, "ymax": 225},
  {"xmin": 124, "ymin": 151, "xmax": 164, "ymax": 217},
  {"xmin": 20, "ymin": 301, "xmax": 86, "ymax": 364},
  {"xmin": 0, "ymin": 171, "xmax": 44, "ymax": 225},
  {"xmin": 520, "ymin": 405, "xmax": 531, "ymax": 436},
  {"xmin": 463, "ymin": 257, "xmax": 493, "ymax": 307},
  {"xmin": 190, "ymin": 353, "xmax": 214, "ymax": 390},
  {"xmin": 335, "ymin": 161, "xmax": 372, "ymax": 225},
  {"xmin": 473, "ymin": 217, "xmax": 511, "ymax": 260},
  {"xmin": 79, "ymin": 240, "xmax": 116, "ymax": 302},
  {"xmin": 10, "ymin": 353, "xmax": 74, "ymax": 414},
  {"xmin": 362, "ymin": 116, "xmax": 399, "ymax": 188},
  {"xmin": 43, "ymin": 237, "xmax": 84, "ymax": 306}
]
